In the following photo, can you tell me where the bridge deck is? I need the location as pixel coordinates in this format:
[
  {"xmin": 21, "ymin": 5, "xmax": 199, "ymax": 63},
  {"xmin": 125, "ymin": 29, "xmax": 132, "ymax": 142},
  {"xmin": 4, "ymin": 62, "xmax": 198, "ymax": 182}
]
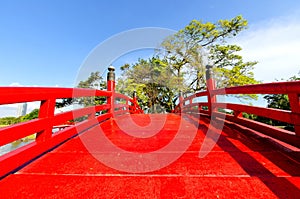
[{"xmin": 0, "ymin": 114, "xmax": 300, "ymax": 198}]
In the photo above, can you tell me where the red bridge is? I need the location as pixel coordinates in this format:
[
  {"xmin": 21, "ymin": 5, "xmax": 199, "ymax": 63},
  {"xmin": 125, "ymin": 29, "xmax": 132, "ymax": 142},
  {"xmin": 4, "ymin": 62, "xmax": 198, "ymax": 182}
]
[{"xmin": 0, "ymin": 66, "xmax": 300, "ymax": 198}]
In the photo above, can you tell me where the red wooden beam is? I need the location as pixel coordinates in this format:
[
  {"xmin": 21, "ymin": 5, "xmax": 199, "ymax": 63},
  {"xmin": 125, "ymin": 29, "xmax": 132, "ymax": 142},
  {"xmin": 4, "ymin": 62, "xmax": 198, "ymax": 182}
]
[
  {"xmin": 0, "ymin": 118, "xmax": 49, "ymax": 146},
  {"xmin": 0, "ymin": 87, "xmax": 112, "ymax": 105},
  {"xmin": 213, "ymin": 112, "xmax": 300, "ymax": 148},
  {"xmin": 212, "ymin": 81, "xmax": 300, "ymax": 95},
  {"xmin": 214, "ymin": 103, "xmax": 300, "ymax": 125},
  {"xmin": 0, "ymin": 66, "xmax": 143, "ymax": 178},
  {"xmin": 288, "ymin": 93, "xmax": 300, "ymax": 135},
  {"xmin": 177, "ymin": 65, "xmax": 300, "ymax": 150}
]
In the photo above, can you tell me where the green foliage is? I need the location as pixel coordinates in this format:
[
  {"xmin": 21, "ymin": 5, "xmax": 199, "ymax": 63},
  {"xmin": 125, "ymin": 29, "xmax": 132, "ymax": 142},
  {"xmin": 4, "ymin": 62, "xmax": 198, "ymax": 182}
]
[
  {"xmin": 256, "ymin": 74, "xmax": 300, "ymax": 129},
  {"xmin": 264, "ymin": 94, "xmax": 290, "ymax": 110},
  {"xmin": 56, "ymin": 98, "xmax": 74, "ymax": 108},
  {"xmin": 227, "ymin": 74, "xmax": 299, "ymax": 131},
  {"xmin": 56, "ymin": 72, "xmax": 107, "ymax": 108},
  {"xmin": 21, "ymin": 109, "xmax": 39, "ymax": 121},
  {"xmin": 263, "ymin": 75, "xmax": 299, "ymax": 111},
  {"xmin": 118, "ymin": 15, "xmax": 260, "ymax": 112},
  {"xmin": 210, "ymin": 44, "xmax": 260, "ymax": 100},
  {"xmin": 77, "ymin": 71, "xmax": 107, "ymax": 107},
  {"xmin": 0, "ymin": 117, "xmax": 17, "ymax": 125},
  {"xmin": 179, "ymin": 15, "xmax": 247, "ymax": 48},
  {"xmin": 160, "ymin": 15, "xmax": 258, "ymax": 95},
  {"xmin": 77, "ymin": 72, "xmax": 106, "ymax": 89},
  {"xmin": 0, "ymin": 109, "xmax": 39, "ymax": 126},
  {"xmin": 242, "ymin": 112, "xmax": 257, "ymax": 120},
  {"xmin": 117, "ymin": 57, "xmax": 175, "ymax": 113}
]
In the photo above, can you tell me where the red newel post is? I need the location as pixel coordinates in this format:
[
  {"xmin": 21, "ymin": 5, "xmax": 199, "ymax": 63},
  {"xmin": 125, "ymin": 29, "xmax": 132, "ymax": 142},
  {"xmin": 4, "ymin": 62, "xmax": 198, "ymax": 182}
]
[
  {"xmin": 288, "ymin": 93, "xmax": 300, "ymax": 136},
  {"xmin": 107, "ymin": 65, "xmax": 115, "ymax": 115},
  {"xmin": 36, "ymin": 99, "xmax": 56, "ymax": 142},
  {"xmin": 206, "ymin": 65, "xmax": 216, "ymax": 116}
]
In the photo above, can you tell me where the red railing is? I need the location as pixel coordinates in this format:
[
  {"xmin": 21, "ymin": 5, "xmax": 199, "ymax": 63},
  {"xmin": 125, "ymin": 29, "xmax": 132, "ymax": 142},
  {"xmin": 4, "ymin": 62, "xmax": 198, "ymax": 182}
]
[
  {"xmin": 175, "ymin": 66, "xmax": 300, "ymax": 148},
  {"xmin": 0, "ymin": 67, "xmax": 142, "ymax": 178},
  {"xmin": 114, "ymin": 93, "xmax": 143, "ymax": 115},
  {"xmin": 1, "ymin": 64, "xmax": 299, "ymax": 178}
]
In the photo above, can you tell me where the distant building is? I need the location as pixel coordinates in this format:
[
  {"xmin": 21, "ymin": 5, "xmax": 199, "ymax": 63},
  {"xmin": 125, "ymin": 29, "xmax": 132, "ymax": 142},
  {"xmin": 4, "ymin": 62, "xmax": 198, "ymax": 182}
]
[{"xmin": 17, "ymin": 103, "xmax": 27, "ymax": 117}]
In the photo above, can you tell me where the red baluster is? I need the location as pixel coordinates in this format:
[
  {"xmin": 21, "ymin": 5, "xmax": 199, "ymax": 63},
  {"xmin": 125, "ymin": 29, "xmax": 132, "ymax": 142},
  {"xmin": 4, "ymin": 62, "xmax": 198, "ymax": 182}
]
[
  {"xmin": 107, "ymin": 66, "xmax": 115, "ymax": 115},
  {"xmin": 206, "ymin": 65, "xmax": 217, "ymax": 116}
]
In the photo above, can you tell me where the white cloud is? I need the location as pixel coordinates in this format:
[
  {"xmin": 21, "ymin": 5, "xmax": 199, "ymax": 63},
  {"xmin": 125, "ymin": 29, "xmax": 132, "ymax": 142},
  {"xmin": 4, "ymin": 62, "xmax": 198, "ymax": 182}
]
[
  {"xmin": 9, "ymin": 82, "xmax": 54, "ymax": 87},
  {"xmin": 232, "ymin": 12, "xmax": 300, "ymax": 82},
  {"xmin": 9, "ymin": 82, "xmax": 22, "ymax": 86}
]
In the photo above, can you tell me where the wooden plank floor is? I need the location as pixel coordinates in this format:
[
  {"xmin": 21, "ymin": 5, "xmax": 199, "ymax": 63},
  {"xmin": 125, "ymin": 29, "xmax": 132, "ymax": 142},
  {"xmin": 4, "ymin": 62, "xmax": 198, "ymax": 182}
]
[{"xmin": 0, "ymin": 114, "xmax": 300, "ymax": 198}]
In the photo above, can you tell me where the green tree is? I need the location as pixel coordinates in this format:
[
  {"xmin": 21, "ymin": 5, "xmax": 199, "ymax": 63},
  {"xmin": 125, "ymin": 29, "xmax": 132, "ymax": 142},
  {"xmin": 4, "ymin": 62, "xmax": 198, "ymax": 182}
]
[
  {"xmin": 209, "ymin": 45, "xmax": 259, "ymax": 88},
  {"xmin": 117, "ymin": 57, "xmax": 175, "ymax": 113},
  {"xmin": 264, "ymin": 94, "xmax": 290, "ymax": 111},
  {"xmin": 0, "ymin": 109, "xmax": 40, "ymax": 126},
  {"xmin": 118, "ymin": 15, "xmax": 260, "ymax": 111},
  {"xmin": 0, "ymin": 117, "xmax": 17, "ymax": 125},
  {"xmin": 260, "ymin": 93, "xmax": 291, "ymax": 127},
  {"xmin": 209, "ymin": 44, "xmax": 260, "ymax": 100},
  {"xmin": 160, "ymin": 15, "xmax": 258, "ymax": 94},
  {"xmin": 257, "ymin": 74, "xmax": 300, "ymax": 129},
  {"xmin": 21, "ymin": 109, "xmax": 39, "ymax": 121},
  {"xmin": 56, "ymin": 72, "xmax": 106, "ymax": 108},
  {"xmin": 77, "ymin": 72, "xmax": 106, "ymax": 89},
  {"xmin": 77, "ymin": 71, "xmax": 106, "ymax": 106},
  {"xmin": 264, "ymin": 74, "xmax": 299, "ymax": 110}
]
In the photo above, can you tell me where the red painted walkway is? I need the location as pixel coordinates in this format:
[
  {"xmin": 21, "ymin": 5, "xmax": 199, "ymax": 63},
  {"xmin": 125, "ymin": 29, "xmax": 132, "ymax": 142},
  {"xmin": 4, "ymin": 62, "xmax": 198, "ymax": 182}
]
[{"xmin": 1, "ymin": 114, "xmax": 300, "ymax": 198}]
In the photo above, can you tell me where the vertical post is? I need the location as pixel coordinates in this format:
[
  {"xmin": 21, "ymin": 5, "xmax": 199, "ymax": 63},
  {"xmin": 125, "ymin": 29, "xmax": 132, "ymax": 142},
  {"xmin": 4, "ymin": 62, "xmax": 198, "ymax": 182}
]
[
  {"xmin": 132, "ymin": 91, "xmax": 137, "ymax": 114},
  {"xmin": 133, "ymin": 90, "xmax": 137, "ymax": 101},
  {"xmin": 206, "ymin": 65, "xmax": 216, "ymax": 116},
  {"xmin": 234, "ymin": 111, "xmax": 243, "ymax": 118},
  {"xmin": 288, "ymin": 93, "xmax": 300, "ymax": 136},
  {"xmin": 189, "ymin": 98, "xmax": 193, "ymax": 113},
  {"xmin": 36, "ymin": 98, "xmax": 56, "ymax": 142},
  {"xmin": 179, "ymin": 90, "xmax": 184, "ymax": 114},
  {"xmin": 107, "ymin": 65, "xmax": 115, "ymax": 115}
]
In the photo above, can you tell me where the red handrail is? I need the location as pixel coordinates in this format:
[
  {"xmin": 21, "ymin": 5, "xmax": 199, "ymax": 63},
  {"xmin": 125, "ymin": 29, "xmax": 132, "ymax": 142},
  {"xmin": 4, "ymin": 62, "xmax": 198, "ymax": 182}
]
[
  {"xmin": 175, "ymin": 66, "xmax": 300, "ymax": 148},
  {"xmin": 212, "ymin": 81, "xmax": 300, "ymax": 95},
  {"xmin": 0, "ymin": 87, "xmax": 113, "ymax": 177},
  {"xmin": 0, "ymin": 87, "xmax": 111, "ymax": 104},
  {"xmin": 114, "ymin": 93, "xmax": 143, "ymax": 114},
  {"xmin": 0, "ymin": 67, "xmax": 143, "ymax": 178}
]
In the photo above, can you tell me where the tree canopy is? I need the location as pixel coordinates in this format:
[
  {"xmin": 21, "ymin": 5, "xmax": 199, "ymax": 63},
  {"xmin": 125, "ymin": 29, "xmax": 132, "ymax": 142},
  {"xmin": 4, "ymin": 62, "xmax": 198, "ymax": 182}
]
[
  {"xmin": 56, "ymin": 71, "xmax": 106, "ymax": 108},
  {"xmin": 117, "ymin": 57, "xmax": 175, "ymax": 113},
  {"xmin": 118, "ymin": 15, "xmax": 259, "ymax": 112},
  {"xmin": 264, "ymin": 74, "xmax": 300, "ymax": 111},
  {"xmin": 0, "ymin": 109, "xmax": 39, "ymax": 126},
  {"xmin": 251, "ymin": 74, "xmax": 300, "ymax": 129},
  {"xmin": 159, "ymin": 15, "xmax": 259, "ymax": 93}
]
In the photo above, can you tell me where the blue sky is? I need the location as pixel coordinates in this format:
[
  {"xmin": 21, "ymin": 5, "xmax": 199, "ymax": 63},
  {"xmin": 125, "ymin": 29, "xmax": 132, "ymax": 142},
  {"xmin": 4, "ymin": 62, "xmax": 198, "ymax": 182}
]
[
  {"xmin": 1, "ymin": 0, "xmax": 300, "ymax": 87},
  {"xmin": 1, "ymin": 0, "xmax": 300, "ymax": 116}
]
